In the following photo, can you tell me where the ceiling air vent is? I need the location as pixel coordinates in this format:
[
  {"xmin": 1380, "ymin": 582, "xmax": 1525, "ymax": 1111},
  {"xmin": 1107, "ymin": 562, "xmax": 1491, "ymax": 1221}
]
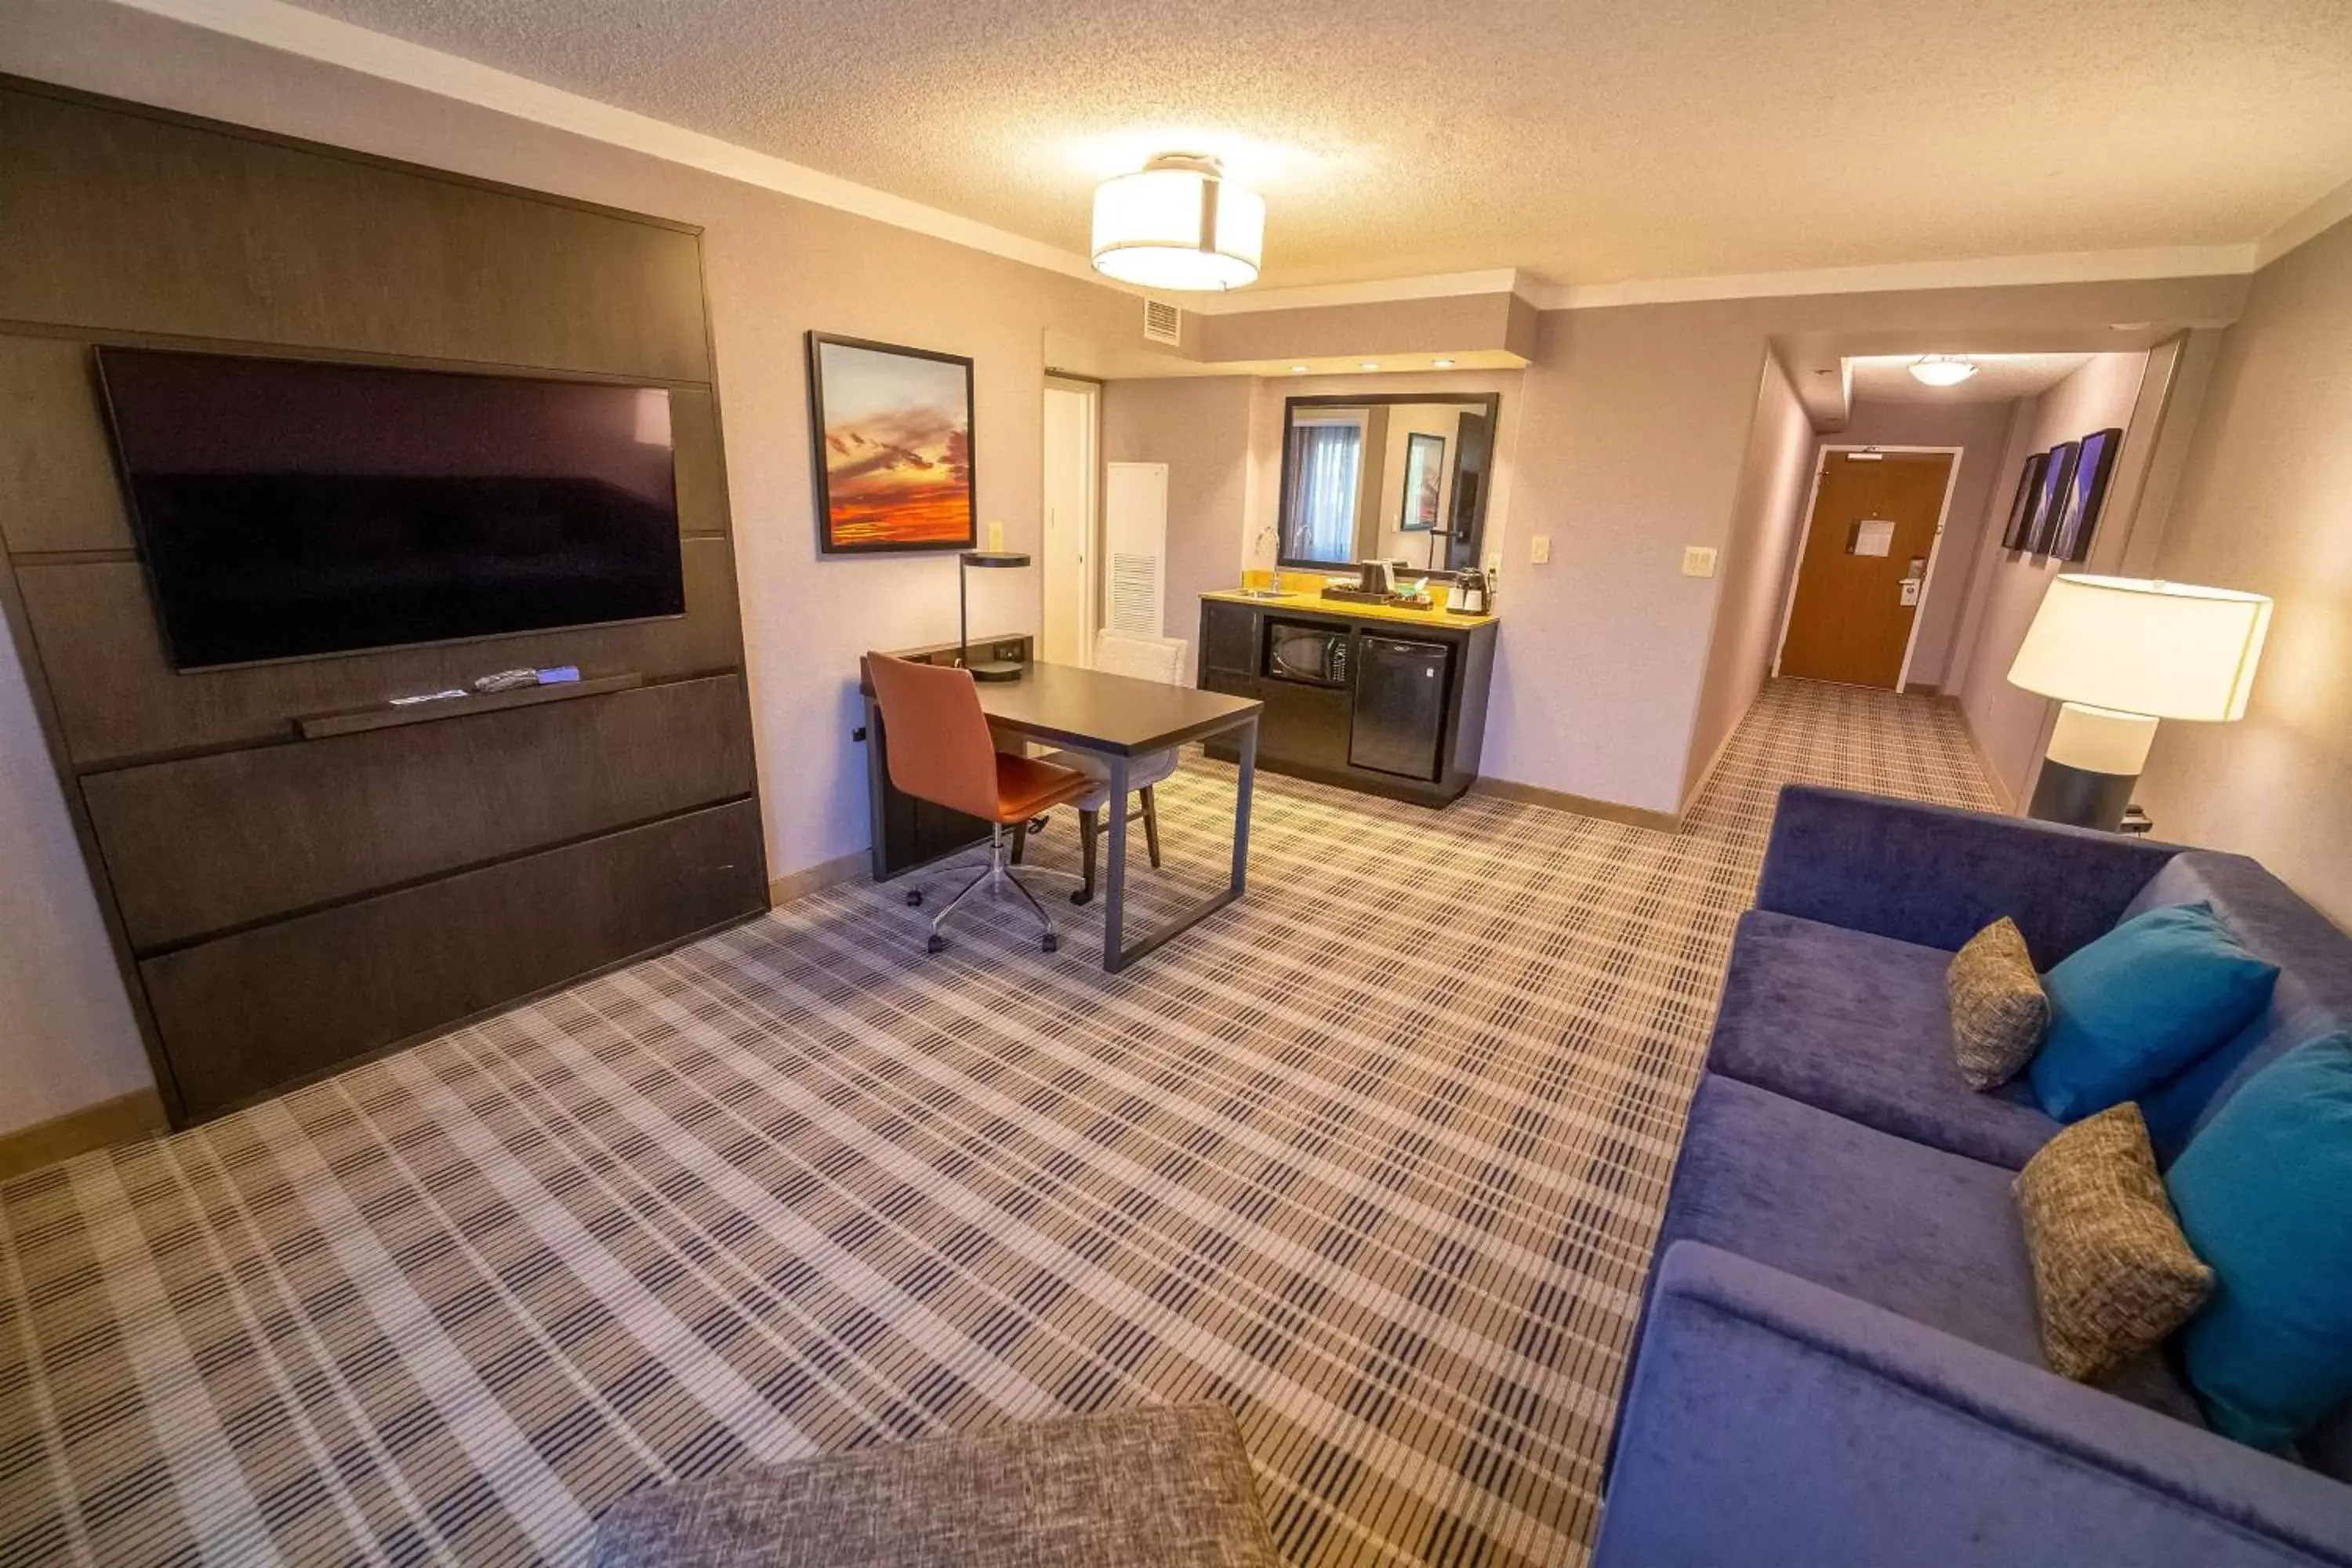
[{"xmin": 1142, "ymin": 298, "xmax": 1182, "ymax": 347}]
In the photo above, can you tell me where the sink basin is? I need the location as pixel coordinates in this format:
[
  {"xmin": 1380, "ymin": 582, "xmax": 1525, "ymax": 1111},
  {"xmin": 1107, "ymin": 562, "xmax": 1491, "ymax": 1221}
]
[{"xmin": 1227, "ymin": 587, "xmax": 1290, "ymax": 599}]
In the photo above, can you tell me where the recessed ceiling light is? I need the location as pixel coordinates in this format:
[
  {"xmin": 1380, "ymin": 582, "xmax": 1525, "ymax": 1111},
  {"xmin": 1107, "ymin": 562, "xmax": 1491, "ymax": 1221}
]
[
  {"xmin": 1432, "ymin": 358, "xmax": 1456, "ymax": 368},
  {"xmin": 1359, "ymin": 361, "xmax": 1380, "ymax": 371},
  {"xmin": 1908, "ymin": 354, "xmax": 1978, "ymax": 387},
  {"xmin": 1090, "ymin": 153, "xmax": 1264, "ymax": 292}
]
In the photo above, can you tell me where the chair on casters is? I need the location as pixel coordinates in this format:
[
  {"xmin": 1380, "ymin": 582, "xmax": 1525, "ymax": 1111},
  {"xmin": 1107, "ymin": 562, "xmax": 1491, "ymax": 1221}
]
[
  {"xmin": 1028, "ymin": 631, "xmax": 1189, "ymax": 907},
  {"xmin": 866, "ymin": 652, "xmax": 1093, "ymax": 954}
]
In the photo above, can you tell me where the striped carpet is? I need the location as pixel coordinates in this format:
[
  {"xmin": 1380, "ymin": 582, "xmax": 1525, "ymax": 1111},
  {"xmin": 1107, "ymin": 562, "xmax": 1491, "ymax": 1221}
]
[{"xmin": 0, "ymin": 679, "xmax": 1997, "ymax": 1567}]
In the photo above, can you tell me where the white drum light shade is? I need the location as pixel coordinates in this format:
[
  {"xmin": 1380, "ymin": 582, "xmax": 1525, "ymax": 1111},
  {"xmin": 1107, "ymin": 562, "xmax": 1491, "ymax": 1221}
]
[
  {"xmin": 2009, "ymin": 575, "xmax": 2272, "ymax": 721},
  {"xmin": 1091, "ymin": 155, "xmax": 1264, "ymax": 292}
]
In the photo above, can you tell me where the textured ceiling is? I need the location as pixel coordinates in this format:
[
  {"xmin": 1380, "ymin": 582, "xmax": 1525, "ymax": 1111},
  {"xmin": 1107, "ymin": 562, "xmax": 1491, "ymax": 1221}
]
[
  {"xmin": 1849, "ymin": 353, "xmax": 2095, "ymax": 404},
  {"xmin": 288, "ymin": 0, "xmax": 2352, "ymax": 289}
]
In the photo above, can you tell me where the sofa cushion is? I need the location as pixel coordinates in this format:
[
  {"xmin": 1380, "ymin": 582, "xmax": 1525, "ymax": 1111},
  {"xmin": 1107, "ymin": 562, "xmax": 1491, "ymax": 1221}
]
[
  {"xmin": 1947, "ymin": 916, "xmax": 2050, "ymax": 1089},
  {"xmin": 2013, "ymin": 1103, "xmax": 2213, "ymax": 1382},
  {"xmin": 2028, "ymin": 902, "xmax": 2279, "ymax": 1123},
  {"xmin": 1658, "ymin": 1074, "xmax": 2202, "ymax": 1423},
  {"xmin": 2169, "ymin": 1035, "xmax": 2352, "ymax": 1452},
  {"xmin": 2127, "ymin": 853, "xmax": 2352, "ymax": 1163},
  {"xmin": 1706, "ymin": 909, "xmax": 2061, "ymax": 1169}
]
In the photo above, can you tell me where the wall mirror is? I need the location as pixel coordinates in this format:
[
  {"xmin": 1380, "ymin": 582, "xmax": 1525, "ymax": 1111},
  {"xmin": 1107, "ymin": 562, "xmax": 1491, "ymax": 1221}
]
[{"xmin": 1276, "ymin": 392, "xmax": 1500, "ymax": 578}]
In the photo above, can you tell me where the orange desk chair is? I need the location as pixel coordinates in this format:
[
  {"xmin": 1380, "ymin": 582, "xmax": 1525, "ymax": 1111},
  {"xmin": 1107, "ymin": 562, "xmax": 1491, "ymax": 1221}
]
[{"xmin": 866, "ymin": 652, "xmax": 1092, "ymax": 954}]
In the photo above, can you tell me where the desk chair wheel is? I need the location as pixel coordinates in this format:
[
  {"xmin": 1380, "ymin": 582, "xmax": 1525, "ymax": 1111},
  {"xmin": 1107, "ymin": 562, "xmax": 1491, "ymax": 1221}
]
[
  {"xmin": 927, "ymin": 933, "xmax": 947, "ymax": 954},
  {"xmin": 1040, "ymin": 933, "xmax": 1059, "ymax": 954},
  {"xmin": 905, "ymin": 888, "xmax": 924, "ymax": 907}
]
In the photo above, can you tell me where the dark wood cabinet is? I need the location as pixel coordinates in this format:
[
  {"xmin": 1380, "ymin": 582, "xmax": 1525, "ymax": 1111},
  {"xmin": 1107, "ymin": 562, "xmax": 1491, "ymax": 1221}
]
[{"xmin": 1196, "ymin": 597, "xmax": 1497, "ymax": 806}]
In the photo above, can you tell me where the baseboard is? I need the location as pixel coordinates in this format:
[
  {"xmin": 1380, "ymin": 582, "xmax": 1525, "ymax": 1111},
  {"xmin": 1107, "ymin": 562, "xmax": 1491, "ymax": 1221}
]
[
  {"xmin": 0, "ymin": 1088, "xmax": 168, "ymax": 1180},
  {"xmin": 1958, "ymin": 709, "xmax": 2018, "ymax": 815},
  {"xmin": 1469, "ymin": 776, "xmax": 1682, "ymax": 833},
  {"xmin": 1675, "ymin": 720, "xmax": 1745, "ymax": 818},
  {"xmin": 768, "ymin": 848, "xmax": 868, "ymax": 906}
]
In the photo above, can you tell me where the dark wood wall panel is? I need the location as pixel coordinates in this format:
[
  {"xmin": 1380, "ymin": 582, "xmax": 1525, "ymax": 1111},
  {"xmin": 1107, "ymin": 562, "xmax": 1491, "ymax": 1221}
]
[
  {"xmin": 141, "ymin": 800, "xmax": 767, "ymax": 1120},
  {"xmin": 19, "ymin": 538, "xmax": 744, "ymax": 767},
  {"xmin": 85, "ymin": 676, "xmax": 757, "ymax": 951},
  {"xmin": 0, "ymin": 78, "xmax": 764, "ymax": 1126},
  {"xmin": 0, "ymin": 333, "xmax": 135, "ymax": 555},
  {"xmin": 0, "ymin": 88, "xmax": 710, "ymax": 383}
]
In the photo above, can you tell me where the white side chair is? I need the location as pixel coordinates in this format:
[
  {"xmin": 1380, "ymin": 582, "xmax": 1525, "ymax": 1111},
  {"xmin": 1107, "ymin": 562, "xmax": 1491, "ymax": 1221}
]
[{"xmin": 1040, "ymin": 630, "xmax": 1189, "ymax": 906}]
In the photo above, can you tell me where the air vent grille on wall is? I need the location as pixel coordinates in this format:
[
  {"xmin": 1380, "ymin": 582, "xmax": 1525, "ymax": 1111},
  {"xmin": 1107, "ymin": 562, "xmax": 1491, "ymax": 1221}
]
[
  {"xmin": 1105, "ymin": 463, "xmax": 1168, "ymax": 638},
  {"xmin": 1142, "ymin": 299, "xmax": 1182, "ymax": 347}
]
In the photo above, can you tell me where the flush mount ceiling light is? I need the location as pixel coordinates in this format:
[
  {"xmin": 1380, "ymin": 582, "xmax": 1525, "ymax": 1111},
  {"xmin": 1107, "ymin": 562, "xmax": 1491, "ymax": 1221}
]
[
  {"xmin": 1909, "ymin": 354, "xmax": 1979, "ymax": 387},
  {"xmin": 1091, "ymin": 153, "xmax": 1264, "ymax": 292}
]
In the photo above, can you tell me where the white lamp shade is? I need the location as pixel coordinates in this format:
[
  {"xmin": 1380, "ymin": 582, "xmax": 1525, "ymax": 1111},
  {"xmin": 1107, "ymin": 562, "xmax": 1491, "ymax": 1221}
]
[
  {"xmin": 1091, "ymin": 162, "xmax": 1264, "ymax": 292},
  {"xmin": 2009, "ymin": 574, "xmax": 2271, "ymax": 721}
]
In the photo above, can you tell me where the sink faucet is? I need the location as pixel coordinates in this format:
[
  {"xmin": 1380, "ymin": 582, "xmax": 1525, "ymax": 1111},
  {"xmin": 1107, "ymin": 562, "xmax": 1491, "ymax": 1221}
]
[{"xmin": 1250, "ymin": 523, "xmax": 1283, "ymax": 594}]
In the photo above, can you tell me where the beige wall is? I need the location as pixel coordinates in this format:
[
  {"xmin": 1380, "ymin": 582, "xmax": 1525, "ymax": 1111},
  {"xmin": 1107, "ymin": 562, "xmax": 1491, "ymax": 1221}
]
[
  {"xmin": 1821, "ymin": 395, "xmax": 2022, "ymax": 690},
  {"xmin": 2136, "ymin": 212, "xmax": 2352, "ymax": 927},
  {"xmin": 1684, "ymin": 355, "xmax": 1815, "ymax": 799},
  {"xmin": 1099, "ymin": 375, "xmax": 1261, "ymax": 652},
  {"xmin": 1488, "ymin": 303, "xmax": 1773, "ymax": 811},
  {"xmin": 1948, "ymin": 351, "xmax": 2151, "ymax": 805},
  {"xmin": 0, "ymin": 625, "xmax": 151, "ymax": 1130}
]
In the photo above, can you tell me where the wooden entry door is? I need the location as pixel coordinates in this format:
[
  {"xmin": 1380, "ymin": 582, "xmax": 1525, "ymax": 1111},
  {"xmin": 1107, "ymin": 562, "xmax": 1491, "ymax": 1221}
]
[{"xmin": 1779, "ymin": 451, "xmax": 1952, "ymax": 688}]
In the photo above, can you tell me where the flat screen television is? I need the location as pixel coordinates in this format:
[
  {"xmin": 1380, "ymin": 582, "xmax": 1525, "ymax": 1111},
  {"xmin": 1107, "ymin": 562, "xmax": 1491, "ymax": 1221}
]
[{"xmin": 96, "ymin": 347, "xmax": 686, "ymax": 670}]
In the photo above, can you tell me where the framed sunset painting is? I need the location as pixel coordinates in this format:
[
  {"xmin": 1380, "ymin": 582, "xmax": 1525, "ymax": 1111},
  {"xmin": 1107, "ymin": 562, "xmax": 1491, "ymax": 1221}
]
[{"xmin": 807, "ymin": 333, "xmax": 976, "ymax": 554}]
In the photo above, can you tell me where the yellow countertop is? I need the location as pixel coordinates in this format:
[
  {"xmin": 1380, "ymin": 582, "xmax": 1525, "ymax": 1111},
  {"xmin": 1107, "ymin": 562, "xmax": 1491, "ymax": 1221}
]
[{"xmin": 1200, "ymin": 586, "xmax": 1500, "ymax": 630}]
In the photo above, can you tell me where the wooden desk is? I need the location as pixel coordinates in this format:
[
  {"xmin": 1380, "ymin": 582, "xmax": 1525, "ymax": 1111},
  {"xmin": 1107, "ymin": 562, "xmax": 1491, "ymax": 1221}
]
[{"xmin": 860, "ymin": 644, "xmax": 1263, "ymax": 972}]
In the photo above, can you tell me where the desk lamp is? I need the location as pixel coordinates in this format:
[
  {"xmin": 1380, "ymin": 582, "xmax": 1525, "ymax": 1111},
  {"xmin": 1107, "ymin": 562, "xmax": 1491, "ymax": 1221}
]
[
  {"xmin": 2007, "ymin": 575, "xmax": 2270, "ymax": 830},
  {"xmin": 959, "ymin": 549, "xmax": 1030, "ymax": 681}
]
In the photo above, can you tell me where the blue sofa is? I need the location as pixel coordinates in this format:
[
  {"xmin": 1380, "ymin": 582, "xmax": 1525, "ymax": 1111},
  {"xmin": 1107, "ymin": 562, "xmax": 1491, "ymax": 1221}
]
[{"xmin": 1594, "ymin": 786, "xmax": 2352, "ymax": 1566}]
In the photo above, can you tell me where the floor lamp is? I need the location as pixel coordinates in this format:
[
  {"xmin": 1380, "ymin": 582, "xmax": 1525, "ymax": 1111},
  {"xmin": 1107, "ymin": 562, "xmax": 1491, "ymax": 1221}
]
[{"xmin": 2007, "ymin": 575, "xmax": 2272, "ymax": 831}]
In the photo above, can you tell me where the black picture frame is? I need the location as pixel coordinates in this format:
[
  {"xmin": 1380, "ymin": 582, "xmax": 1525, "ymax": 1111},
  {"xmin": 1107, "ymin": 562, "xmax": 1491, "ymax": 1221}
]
[
  {"xmin": 1399, "ymin": 431, "xmax": 1446, "ymax": 532},
  {"xmin": 2024, "ymin": 441, "xmax": 2079, "ymax": 556},
  {"xmin": 806, "ymin": 332, "xmax": 977, "ymax": 556},
  {"xmin": 2002, "ymin": 451, "xmax": 2049, "ymax": 552},
  {"xmin": 2049, "ymin": 426, "xmax": 2124, "ymax": 564}
]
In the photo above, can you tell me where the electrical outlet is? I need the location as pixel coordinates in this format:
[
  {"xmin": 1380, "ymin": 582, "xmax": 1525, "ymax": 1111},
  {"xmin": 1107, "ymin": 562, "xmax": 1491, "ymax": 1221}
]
[
  {"xmin": 1682, "ymin": 546, "xmax": 1719, "ymax": 578},
  {"xmin": 1529, "ymin": 534, "xmax": 1552, "ymax": 564}
]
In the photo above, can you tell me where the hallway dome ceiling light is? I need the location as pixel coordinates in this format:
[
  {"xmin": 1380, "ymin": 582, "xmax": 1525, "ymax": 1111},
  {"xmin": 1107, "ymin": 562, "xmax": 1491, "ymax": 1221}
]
[
  {"xmin": 1091, "ymin": 154, "xmax": 1264, "ymax": 292},
  {"xmin": 1909, "ymin": 354, "xmax": 1980, "ymax": 387}
]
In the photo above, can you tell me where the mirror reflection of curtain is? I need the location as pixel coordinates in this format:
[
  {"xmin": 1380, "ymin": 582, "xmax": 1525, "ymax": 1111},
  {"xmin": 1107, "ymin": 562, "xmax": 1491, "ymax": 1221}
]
[{"xmin": 1284, "ymin": 417, "xmax": 1363, "ymax": 562}]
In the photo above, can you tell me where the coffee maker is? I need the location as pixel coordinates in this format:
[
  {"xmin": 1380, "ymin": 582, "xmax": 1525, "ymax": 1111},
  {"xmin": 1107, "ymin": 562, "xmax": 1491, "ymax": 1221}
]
[{"xmin": 1450, "ymin": 566, "xmax": 1490, "ymax": 615}]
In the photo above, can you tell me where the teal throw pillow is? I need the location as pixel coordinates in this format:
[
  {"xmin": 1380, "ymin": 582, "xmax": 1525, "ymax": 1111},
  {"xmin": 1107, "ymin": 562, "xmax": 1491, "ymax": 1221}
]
[
  {"xmin": 2027, "ymin": 902, "xmax": 2277, "ymax": 1122},
  {"xmin": 2166, "ymin": 1033, "xmax": 2352, "ymax": 1448}
]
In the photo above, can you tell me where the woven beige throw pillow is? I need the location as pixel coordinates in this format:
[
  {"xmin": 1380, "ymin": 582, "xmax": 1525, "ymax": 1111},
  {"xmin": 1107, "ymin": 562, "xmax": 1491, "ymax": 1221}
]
[
  {"xmin": 1947, "ymin": 916, "xmax": 2051, "ymax": 1089},
  {"xmin": 2014, "ymin": 1102, "xmax": 2215, "ymax": 1381}
]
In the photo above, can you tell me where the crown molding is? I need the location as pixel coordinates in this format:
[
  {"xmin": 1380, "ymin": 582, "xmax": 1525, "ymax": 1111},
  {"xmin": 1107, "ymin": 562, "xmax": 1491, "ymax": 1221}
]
[
  {"xmin": 1534, "ymin": 245, "xmax": 2258, "ymax": 310},
  {"xmin": 2254, "ymin": 174, "xmax": 2352, "ymax": 269},
  {"xmin": 104, "ymin": 0, "xmax": 1118, "ymax": 289}
]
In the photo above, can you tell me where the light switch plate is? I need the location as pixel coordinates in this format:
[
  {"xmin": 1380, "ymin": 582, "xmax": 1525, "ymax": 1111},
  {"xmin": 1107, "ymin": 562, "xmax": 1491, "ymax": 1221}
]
[
  {"xmin": 1530, "ymin": 534, "xmax": 1552, "ymax": 564},
  {"xmin": 1682, "ymin": 546, "xmax": 1719, "ymax": 578}
]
